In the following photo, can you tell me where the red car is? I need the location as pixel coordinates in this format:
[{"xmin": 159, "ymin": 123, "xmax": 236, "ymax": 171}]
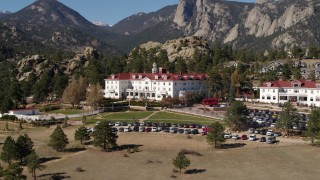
[{"xmin": 241, "ymin": 134, "xmax": 248, "ymax": 140}]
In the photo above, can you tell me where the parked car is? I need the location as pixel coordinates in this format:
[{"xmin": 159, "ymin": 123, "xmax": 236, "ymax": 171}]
[
  {"xmin": 132, "ymin": 126, "xmax": 139, "ymax": 132},
  {"xmin": 139, "ymin": 126, "xmax": 145, "ymax": 132},
  {"xmin": 249, "ymin": 128, "xmax": 255, "ymax": 134},
  {"xmin": 115, "ymin": 122, "xmax": 120, "ymax": 127},
  {"xmin": 124, "ymin": 127, "xmax": 131, "ymax": 132},
  {"xmin": 270, "ymin": 123, "xmax": 276, "ymax": 128},
  {"xmin": 118, "ymin": 127, "xmax": 124, "ymax": 132},
  {"xmin": 249, "ymin": 134, "xmax": 256, "ymax": 141},
  {"xmin": 241, "ymin": 134, "xmax": 248, "ymax": 140},
  {"xmin": 254, "ymin": 129, "xmax": 260, "ymax": 134},
  {"xmin": 266, "ymin": 136, "xmax": 276, "ymax": 144},
  {"xmin": 163, "ymin": 128, "xmax": 170, "ymax": 133},
  {"xmin": 266, "ymin": 130, "xmax": 274, "ymax": 136},
  {"xmin": 184, "ymin": 129, "xmax": 191, "ymax": 134},
  {"xmin": 140, "ymin": 122, "xmax": 145, "ymax": 126},
  {"xmin": 232, "ymin": 134, "xmax": 239, "ymax": 140},
  {"xmin": 151, "ymin": 127, "xmax": 158, "ymax": 132},
  {"xmin": 145, "ymin": 127, "xmax": 152, "ymax": 132},
  {"xmin": 224, "ymin": 132, "xmax": 232, "ymax": 139},
  {"xmin": 273, "ymin": 132, "xmax": 282, "ymax": 137},
  {"xmin": 178, "ymin": 129, "xmax": 185, "ymax": 134},
  {"xmin": 259, "ymin": 137, "xmax": 266, "ymax": 142},
  {"xmin": 133, "ymin": 122, "xmax": 140, "ymax": 126},
  {"xmin": 191, "ymin": 129, "xmax": 199, "ymax": 134},
  {"xmin": 260, "ymin": 129, "xmax": 267, "ymax": 135},
  {"xmin": 170, "ymin": 127, "xmax": 177, "ymax": 133},
  {"xmin": 157, "ymin": 127, "xmax": 163, "ymax": 131}
]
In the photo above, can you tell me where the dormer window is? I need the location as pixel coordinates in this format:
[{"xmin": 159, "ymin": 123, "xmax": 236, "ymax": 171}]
[
  {"xmin": 155, "ymin": 75, "xmax": 159, "ymax": 80},
  {"xmin": 178, "ymin": 76, "xmax": 182, "ymax": 80},
  {"xmin": 201, "ymin": 75, "xmax": 206, "ymax": 80},
  {"xmin": 111, "ymin": 74, "xmax": 115, "ymax": 79},
  {"xmin": 162, "ymin": 75, "xmax": 167, "ymax": 80},
  {"xmin": 316, "ymin": 83, "xmax": 320, "ymax": 88},
  {"xmin": 139, "ymin": 75, "xmax": 142, "ymax": 79},
  {"xmin": 132, "ymin": 75, "xmax": 136, "ymax": 79}
]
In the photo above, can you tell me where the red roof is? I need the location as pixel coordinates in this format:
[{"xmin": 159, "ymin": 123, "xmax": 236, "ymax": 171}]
[
  {"xmin": 261, "ymin": 80, "xmax": 318, "ymax": 88},
  {"xmin": 105, "ymin": 73, "xmax": 208, "ymax": 81}
]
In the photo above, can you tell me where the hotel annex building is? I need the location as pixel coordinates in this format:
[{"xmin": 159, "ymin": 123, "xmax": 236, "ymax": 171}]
[
  {"xmin": 259, "ymin": 80, "xmax": 320, "ymax": 107},
  {"xmin": 104, "ymin": 63, "xmax": 208, "ymax": 101}
]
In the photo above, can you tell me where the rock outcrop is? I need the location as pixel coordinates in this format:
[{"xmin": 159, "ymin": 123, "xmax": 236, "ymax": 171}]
[{"xmin": 133, "ymin": 36, "xmax": 210, "ymax": 62}]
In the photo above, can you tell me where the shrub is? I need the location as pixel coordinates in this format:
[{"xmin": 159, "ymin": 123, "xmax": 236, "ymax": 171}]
[
  {"xmin": 0, "ymin": 115, "xmax": 17, "ymax": 121},
  {"xmin": 179, "ymin": 149, "xmax": 202, "ymax": 156}
]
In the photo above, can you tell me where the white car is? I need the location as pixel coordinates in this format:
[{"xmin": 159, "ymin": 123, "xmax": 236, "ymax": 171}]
[
  {"xmin": 151, "ymin": 127, "xmax": 158, "ymax": 132},
  {"xmin": 115, "ymin": 122, "xmax": 120, "ymax": 127},
  {"xmin": 266, "ymin": 130, "xmax": 274, "ymax": 136},
  {"xmin": 249, "ymin": 134, "xmax": 256, "ymax": 141},
  {"xmin": 139, "ymin": 127, "xmax": 145, "ymax": 132},
  {"xmin": 224, "ymin": 132, "xmax": 232, "ymax": 139},
  {"xmin": 270, "ymin": 123, "xmax": 276, "ymax": 128},
  {"xmin": 231, "ymin": 134, "xmax": 239, "ymax": 140},
  {"xmin": 124, "ymin": 127, "xmax": 131, "ymax": 132},
  {"xmin": 257, "ymin": 119, "xmax": 266, "ymax": 124},
  {"xmin": 140, "ymin": 122, "xmax": 145, "ymax": 126}
]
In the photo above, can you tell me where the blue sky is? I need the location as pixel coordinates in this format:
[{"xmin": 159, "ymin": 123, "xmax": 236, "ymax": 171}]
[{"xmin": 0, "ymin": 0, "xmax": 256, "ymax": 25}]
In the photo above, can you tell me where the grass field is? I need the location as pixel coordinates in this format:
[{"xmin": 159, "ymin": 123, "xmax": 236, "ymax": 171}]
[
  {"xmin": 147, "ymin": 112, "xmax": 218, "ymax": 125},
  {"xmin": 0, "ymin": 123, "xmax": 318, "ymax": 180},
  {"xmin": 102, "ymin": 111, "xmax": 153, "ymax": 120}
]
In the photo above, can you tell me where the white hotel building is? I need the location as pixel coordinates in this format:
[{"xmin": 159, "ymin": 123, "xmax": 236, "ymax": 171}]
[
  {"xmin": 259, "ymin": 80, "xmax": 320, "ymax": 107},
  {"xmin": 104, "ymin": 63, "xmax": 208, "ymax": 101}
]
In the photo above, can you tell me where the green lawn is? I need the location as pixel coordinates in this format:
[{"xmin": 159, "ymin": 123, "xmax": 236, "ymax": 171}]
[
  {"xmin": 146, "ymin": 119, "xmax": 217, "ymax": 125},
  {"xmin": 148, "ymin": 112, "xmax": 214, "ymax": 121},
  {"xmin": 147, "ymin": 112, "xmax": 218, "ymax": 125},
  {"xmin": 101, "ymin": 112, "xmax": 153, "ymax": 120},
  {"xmin": 48, "ymin": 109, "xmax": 88, "ymax": 115}
]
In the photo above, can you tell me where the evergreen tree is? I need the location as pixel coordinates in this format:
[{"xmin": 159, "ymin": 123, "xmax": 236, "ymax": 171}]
[
  {"xmin": 92, "ymin": 121, "xmax": 118, "ymax": 151},
  {"xmin": 206, "ymin": 122, "xmax": 226, "ymax": 148},
  {"xmin": 172, "ymin": 152, "xmax": 191, "ymax": 174},
  {"xmin": 2, "ymin": 163, "xmax": 24, "ymax": 180},
  {"xmin": 75, "ymin": 126, "xmax": 90, "ymax": 144},
  {"xmin": 0, "ymin": 136, "xmax": 17, "ymax": 165},
  {"xmin": 276, "ymin": 102, "xmax": 299, "ymax": 136},
  {"xmin": 224, "ymin": 101, "xmax": 248, "ymax": 131},
  {"xmin": 48, "ymin": 126, "xmax": 69, "ymax": 152},
  {"xmin": 16, "ymin": 134, "xmax": 34, "ymax": 163},
  {"xmin": 26, "ymin": 151, "xmax": 45, "ymax": 180},
  {"xmin": 305, "ymin": 107, "xmax": 320, "ymax": 144},
  {"xmin": 282, "ymin": 63, "xmax": 292, "ymax": 80}
]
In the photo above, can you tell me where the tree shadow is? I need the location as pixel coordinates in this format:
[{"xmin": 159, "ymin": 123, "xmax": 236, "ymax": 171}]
[
  {"xmin": 83, "ymin": 141, "xmax": 93, "ymax": 146},
  {"xmin": 38, "ymin": 172, "xmax": 71, "ymax": 179},
  {"xmin": 185, "ymin": 169, "xmax": 206, "ymax": 174},
  {"xmin": 108, "ymin": 144, "xmax": 144, "ymax": 152},
  {"xmin": 40, "ymin": 157, "xmax": 61, "ymax": 164},
  {"xmin": 65, "ymin": 147, "xmax": 86, "ymax": 153},
  {"xmin": 219, "ymin": 143, "xmax": 247, "ymax": 149}
]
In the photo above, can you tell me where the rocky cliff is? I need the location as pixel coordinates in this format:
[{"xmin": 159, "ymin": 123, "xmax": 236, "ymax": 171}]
[{"xmin": 113, "ymin": 0, "xmax": 320, "ymax": 51}]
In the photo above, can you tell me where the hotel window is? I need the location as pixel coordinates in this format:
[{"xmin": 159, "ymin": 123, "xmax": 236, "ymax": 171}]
[
  {"xmin": 169, "ymin": 88, "xmax": 171, "ymax": 91},
  {"xmin": 267, "ymin": 96, "xmax": 271, "ymax": 100},
  {"xmin": 273, "ymin": 96, "xmax": 276, "ymax": 100},
  {"xmin": 311, "ymin": 90, "xmax": 314, "ymax": 94},
  {"xmin": 107, "ymin": 81, "xmax": 109, "ymax": 84},
  {"xmin": 310, "ymin": 97, "xmax": 314, "ymax": 102},
  {"xmin": 294, "ymin": 89, "xmax": 298, "ymax": 93},
  {"xmin": 273, "ymin": 90, "xmax": 275, "ymax": 93},
  {"xmin": 115, "ymin": 93, "xmax": 118, "ymax": 96},
  {"xmin": 263, "ymin": 89, "xmax": 265, "ymax": 92},
  {"xmin": 262, "ymin": 96, "xmax": 265, "ymax": 99}
]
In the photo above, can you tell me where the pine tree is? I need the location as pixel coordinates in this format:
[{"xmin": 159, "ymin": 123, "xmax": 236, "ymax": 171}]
[
  {"xmin": 224, "ymin": 101, "xmax": 248, "ymax": 131},
  {"xmin": 276, "ymin": 102, "xmax": 299, "ymax": 136},
  {"xmin": 26, "ymin": 151, "xmax": 46, "ymax": 180},
  {"xmin": 48, "ymin": 126, "xmax": 69, "ymax": 152},
  {"xmin": 172, "ymin": 152, "xmax": 191, "ymax": 174},
  {"xmin": 2, "ymin": 163, "xmax": 24, "ymax": 180},
  {"xmin": 16, "ymin": 134, "xmax": 34, "ymax": 163},
  {"xmin": 92, "ymin": 121, "xmax": 118, "ymax": 151},
  {"xmin": 305, "ymin": 108, "xmax": 320, "ymax": 144},
  {"xmin": 206, "ymin": 122, "xmax": 226, "ymax": 148},
  {"xmin": 75, "ymin": 126, "xmax": 90, "ymax": 144},
  {"xmin": 0, "ymin": 136, "xmax": 17, "ymax": 165}
]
